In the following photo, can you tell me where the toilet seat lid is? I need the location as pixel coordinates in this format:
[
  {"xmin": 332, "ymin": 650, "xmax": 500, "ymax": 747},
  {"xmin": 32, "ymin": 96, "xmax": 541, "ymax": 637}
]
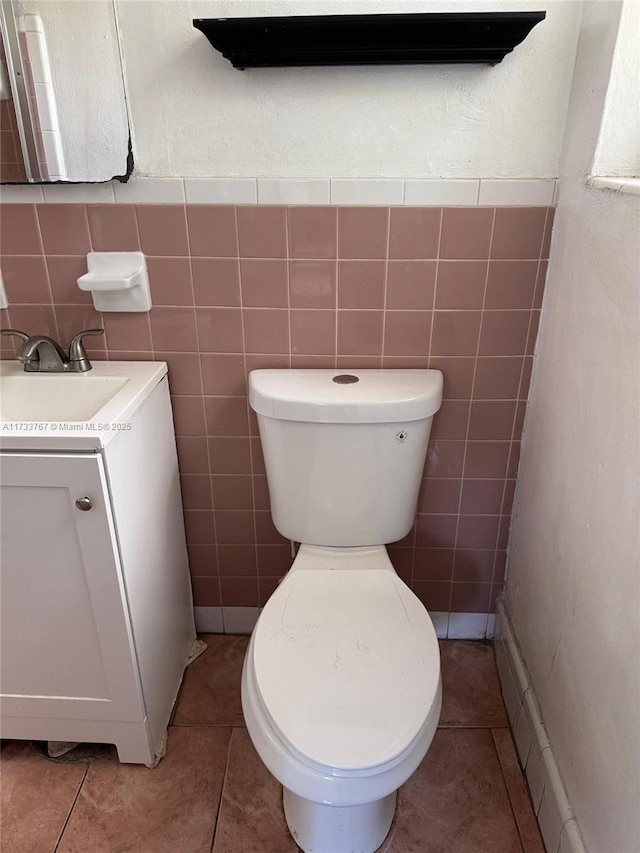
[{"xmin": 252, "ymin": 569, "xmax": 440, "ymax": 773}]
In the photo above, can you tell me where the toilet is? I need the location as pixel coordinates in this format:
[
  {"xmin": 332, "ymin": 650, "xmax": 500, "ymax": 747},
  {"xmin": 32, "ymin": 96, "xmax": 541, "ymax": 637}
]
[{"xmin": 242, "ymin": 369, "xmax": 443, "ymax": 853}]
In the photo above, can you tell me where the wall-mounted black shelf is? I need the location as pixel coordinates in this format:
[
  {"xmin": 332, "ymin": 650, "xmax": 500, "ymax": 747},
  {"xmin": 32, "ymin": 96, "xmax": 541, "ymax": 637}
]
[{"xmin": 193, "ymin": 12, "xmax": 546, "ymax": 70}]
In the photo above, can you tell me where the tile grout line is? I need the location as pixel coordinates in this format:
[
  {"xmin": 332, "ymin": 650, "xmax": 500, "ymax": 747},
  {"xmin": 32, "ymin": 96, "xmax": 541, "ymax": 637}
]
[
  {"xmin": 38, "ymin": 204, "xmax": 58, "ymax": 343},
  {"xmin": 423, "ymin": 208, "xmax": 446, "ymax": 599},
  {"xmin": 490, "ymin": 728, "xmax": 530, "ymax": 853},
  {"xmin": 131, "ymin": 204, "xmax": 153, "ymax": 362},
  {"xmin": 448, "ymin": 208, "xmax": 496, "ymax": 624},
  {"xmin": 208, "ymin": 727, "xmax": 236, "ymax": 853},
  {"xmin": 334, "ymin": 209, "xmax": 339, "ymax": 367},
  {"xmin": 427, "ymin": 207, "xmax": 444, "ymax": 364},
  {"xmin": 186, "ymin": 202, "xmax": 222, "ymax": 618},
  {"xmin": 380, "ymin": 206, "xmax": 391, "ymax": 369},
  {"xmin": 34, "ymin": 201, "xmax": 61, "ymax": 343},
  {"xmin": 237, "ymin": 207, "xmax": 260, "ymax": 613},
  {"xmin": 52, "ymin": 762, "xmax": 90, "ymax": 852},
  {"xmin": 490, "ymin": 206, "xmax": 551, "ymax": 592},
  {"xmin": 0, "ymin": 251, "xmax": 548, "ymax": 263},
  {"xmin": 491, "ymin": 727, "xmax": 544, "ymax": 853},
  {"xmin": 284, "ymin": 207, "xmax": 292, "ymax": 371}
]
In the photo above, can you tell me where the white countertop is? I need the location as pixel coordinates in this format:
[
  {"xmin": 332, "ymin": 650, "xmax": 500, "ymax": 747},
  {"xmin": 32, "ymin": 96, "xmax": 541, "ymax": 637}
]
[{"xmin": 0, "ymin": 361, "xmax": 167, "ymax": 451}]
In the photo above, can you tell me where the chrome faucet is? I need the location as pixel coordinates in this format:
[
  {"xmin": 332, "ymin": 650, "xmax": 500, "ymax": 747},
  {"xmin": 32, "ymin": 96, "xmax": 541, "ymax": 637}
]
[{"xmin": 0, "ymin": 329, "xmax": 104, "ymax": 372}]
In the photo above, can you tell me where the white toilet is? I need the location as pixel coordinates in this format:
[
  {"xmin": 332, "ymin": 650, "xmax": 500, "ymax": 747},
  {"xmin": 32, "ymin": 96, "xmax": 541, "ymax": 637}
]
[{"xmin": 242, "ymin": 369, "xmax": 444, "ymax": 853}]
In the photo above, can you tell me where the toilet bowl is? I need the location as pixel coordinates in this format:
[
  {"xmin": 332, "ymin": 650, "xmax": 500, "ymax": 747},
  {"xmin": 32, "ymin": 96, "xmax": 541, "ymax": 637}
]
[
  {"xmin": 243, "ymin": 369, "xmax": 444, "ymax": 853},
  {"xmin": 242, "ymin": 544, "xmax": 442, "ymax": 853}
]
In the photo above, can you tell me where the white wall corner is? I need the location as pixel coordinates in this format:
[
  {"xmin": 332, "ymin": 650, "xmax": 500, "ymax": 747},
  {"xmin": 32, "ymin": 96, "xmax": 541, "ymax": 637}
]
[
  {"xmin": 558, "ymin": 818, "xmax": 587, "ymax": 853},
  {"xmin": 494, "ymin": 603, "xmax": 586, "ymax": 853}
]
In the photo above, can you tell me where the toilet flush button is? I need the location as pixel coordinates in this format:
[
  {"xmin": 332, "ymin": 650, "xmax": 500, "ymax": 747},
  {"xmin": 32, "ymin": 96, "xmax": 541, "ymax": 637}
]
[
  {"xmin": 332, "ymin": 374, "xmax": 359, "ymax": 384},
  {"xmin": 396, "ymin": 431, "xmax": 408, "ymax": 442}
]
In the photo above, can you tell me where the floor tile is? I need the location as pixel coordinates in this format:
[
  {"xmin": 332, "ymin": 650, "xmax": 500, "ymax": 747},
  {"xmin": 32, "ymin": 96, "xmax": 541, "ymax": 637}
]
[
  {"xmin": 173, "ymin": 634, "xmax": 248, "ymax": 726},
  {"xmin": 384, "ymin": 729, "xmax": 523, "ymax": 852},
  {"xmin": 2, "ymin": 639, "xmax": 543, "ymax": 853},
  {"xmin": 0, "ymin": 740, "xmax": 87, "ymax": 853},
  {"xmin": 439, "ymin": 640, "xmax": 509, "ymax": 727},
  {"xmin": 56, "ymin": 727, "xmax": 231, "ymax": 853},
  {"xmin": 493, "ymin": 729, "xmax": 546, "ymax": 853},
  {"xmin": 212, "ymin": 727, "xmax": 299, "ymax": 853}
]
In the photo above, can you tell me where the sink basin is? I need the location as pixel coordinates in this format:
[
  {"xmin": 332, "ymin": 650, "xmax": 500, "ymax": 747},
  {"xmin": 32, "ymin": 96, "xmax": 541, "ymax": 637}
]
[
  {"xmin": 0, "ymin": 360, "xmax": 168, "ymax": 451},
  {"xmin": 0, "ymin": 374, "xmax": 129, "ymax": 422}
]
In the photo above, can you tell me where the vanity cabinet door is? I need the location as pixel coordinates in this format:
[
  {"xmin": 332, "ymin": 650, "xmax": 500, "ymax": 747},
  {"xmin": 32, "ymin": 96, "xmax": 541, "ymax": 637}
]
[{"xmin": 0, "ymin": 452, "xmax": 145, "ymax": 725}]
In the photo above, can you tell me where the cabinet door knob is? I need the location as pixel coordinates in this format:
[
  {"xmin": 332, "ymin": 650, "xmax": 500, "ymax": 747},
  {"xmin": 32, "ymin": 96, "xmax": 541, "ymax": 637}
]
[{"xmin": 75, "ymin": 496, "xmax": 93, "ymax": 511}]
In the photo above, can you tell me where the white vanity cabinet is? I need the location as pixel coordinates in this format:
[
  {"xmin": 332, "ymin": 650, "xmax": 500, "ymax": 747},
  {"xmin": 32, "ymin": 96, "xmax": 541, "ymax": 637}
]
[{"xmin": 0, "ymin": 366, "xmax": 196, "ymax": 765}]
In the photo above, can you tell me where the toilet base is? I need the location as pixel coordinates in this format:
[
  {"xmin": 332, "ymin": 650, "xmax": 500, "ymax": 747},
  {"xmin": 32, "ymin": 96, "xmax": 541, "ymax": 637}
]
[{"xmin": 283, "ymin": 787, "xmax": 396, "ymax": 853}]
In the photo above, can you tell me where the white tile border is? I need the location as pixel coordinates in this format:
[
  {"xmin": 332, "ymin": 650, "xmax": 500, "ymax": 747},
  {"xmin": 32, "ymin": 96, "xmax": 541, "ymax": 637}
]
[
  {"xmin": 0, "ymin": 177, "xmax": 558, "ymax": 205},
  {"xmin": 193, "ymin": 606, "xmax": 492, "ymax": 640},
  {"xmin": 495, "ymin": 602, "xmax": 587, "ymax": 853},
  {"xmin": 0, "ymin": 183, "xmax": 45, "ymax": 202},
  {"xmin": 486, "ymin": 613, "xmax": 496, "ymax": 638},
  {"xmin": 428, "ymin": 611, "xmax": 449, "ymax": 639},
  {"xmin": 193, "ymin": 606, "xmax": 224, "ymax": 633},
  {"xmin": 257, "ymin": 178, "xmax": 329, "ymax": 205},
  {"xmin": 405, "ymin": 179, "xmax": 479, "ymax": 206},
  {"xmin": 185, "ymin": 178, "xmax": 257, "ymax": 204},
  {"xmin": 478, "ymin": 179, "xmax": 555, "ymax": 206},
  {"xmin": 221, "ymin": 606, "xmax": 260, "ymax": 635},
  {"xmin": 330, "ymin": 178, "xmax": 404, "ymax": 205},
  {"xmin": 112, "ymin": 177, "xmax": 185, "ymax": 204},
  {"xmin": 447, "ymin": 612, "xmax": 488, "ymax": 639},
  {"xmin": 42, "ymin": 183, "xmax": 115, "ymax": 204}
]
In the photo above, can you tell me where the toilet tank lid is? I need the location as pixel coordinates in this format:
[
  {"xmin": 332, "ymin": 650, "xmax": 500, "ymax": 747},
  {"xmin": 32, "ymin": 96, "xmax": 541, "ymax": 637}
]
[{"xmin": 249, "ymin": 369, "xmax": 443, "ymax": 423}]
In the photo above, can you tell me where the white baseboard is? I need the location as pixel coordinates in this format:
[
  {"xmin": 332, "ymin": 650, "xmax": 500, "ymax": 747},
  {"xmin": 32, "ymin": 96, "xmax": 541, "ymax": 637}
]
[
  {"xmin": 193, "ymin": 606, "xmax": 259, "ymax": 634},
  {"xmin": 494, "ymin": 603, "xmax": 587, "ymax": 853},
  {"xmin": 194, "ymin": 607, "xmax": 495, "ymax": 640},
  {"xmin": 193, "ymin": 606, "xmax": 223, "ymax": 633},
  {"xmin": 221, "ymin": 606, "xmax": 260, "ymax": 634}
]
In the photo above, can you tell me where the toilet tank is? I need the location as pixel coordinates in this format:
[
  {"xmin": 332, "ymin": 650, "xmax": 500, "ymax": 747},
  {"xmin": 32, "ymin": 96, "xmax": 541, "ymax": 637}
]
[{"xmin": 249, "ymin": 369, "xmax": 443, "ymax": 547}]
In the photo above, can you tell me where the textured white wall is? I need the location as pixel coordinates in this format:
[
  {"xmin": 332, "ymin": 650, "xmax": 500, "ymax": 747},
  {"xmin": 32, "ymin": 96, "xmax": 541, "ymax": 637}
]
[
  {"xmin": 506, "ymin": 3, "xmax": 640, "ymax": 850},
  {"xmin": 16, "ymin": 0, "xmax": 130, "ymax": 182},
  {"xmin": 116, "ymin": 0, "xmax": 582, "ymax": 179},
  {"xmin": 593, "ymin": 0, "xmax": 640, "ymax": 177}
]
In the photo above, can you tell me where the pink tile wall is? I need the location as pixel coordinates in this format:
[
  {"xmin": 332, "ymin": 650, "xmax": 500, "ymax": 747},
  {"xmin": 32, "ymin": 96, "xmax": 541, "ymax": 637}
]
[{"xmin": 0, "ymin": 202, "xmax": 553, "ymax": 614}]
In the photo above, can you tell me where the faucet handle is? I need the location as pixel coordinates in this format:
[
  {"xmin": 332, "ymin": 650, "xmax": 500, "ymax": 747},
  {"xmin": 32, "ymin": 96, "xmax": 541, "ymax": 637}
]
[
  {"xmin": 1, "ymin": 328, "xmax": 30, "ymax": 343},
  {"xmin": 69, "ymin": 328, "xmax": 104, "ymax": 356},
  {"xmin": 68, "ymin": 328, "xmax": 105, "ymax": 369}
]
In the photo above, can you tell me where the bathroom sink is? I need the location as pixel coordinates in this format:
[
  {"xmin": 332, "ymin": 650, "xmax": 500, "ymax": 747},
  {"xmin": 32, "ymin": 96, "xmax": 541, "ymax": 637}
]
[
  {"xmin": 0, "ymin": 374, "xmax": 129, "ymax": 422},
  {"xmin": 0, "ymin": 360, "xmax": 168, "ymax": 450}
]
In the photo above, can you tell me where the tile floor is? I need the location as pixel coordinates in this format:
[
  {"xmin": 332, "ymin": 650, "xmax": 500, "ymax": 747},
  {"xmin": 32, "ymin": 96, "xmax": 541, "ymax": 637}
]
[{"xmin": 1, "ymin": 637, "xmax": 544, "ymax": 853}]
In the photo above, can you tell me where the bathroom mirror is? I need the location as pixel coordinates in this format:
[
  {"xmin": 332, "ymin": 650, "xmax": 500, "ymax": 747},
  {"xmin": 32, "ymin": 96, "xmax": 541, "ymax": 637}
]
[{"xmin": 0, "ymin": 0, "xmax": 130, "ymax": 183}]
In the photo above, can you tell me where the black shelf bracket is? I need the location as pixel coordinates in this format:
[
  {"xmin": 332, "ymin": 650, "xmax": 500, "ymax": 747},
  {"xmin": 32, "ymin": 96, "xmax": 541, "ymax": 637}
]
[{"xmin": 193, "ymin": 12, "xmax": 546, "ymax": 70}]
